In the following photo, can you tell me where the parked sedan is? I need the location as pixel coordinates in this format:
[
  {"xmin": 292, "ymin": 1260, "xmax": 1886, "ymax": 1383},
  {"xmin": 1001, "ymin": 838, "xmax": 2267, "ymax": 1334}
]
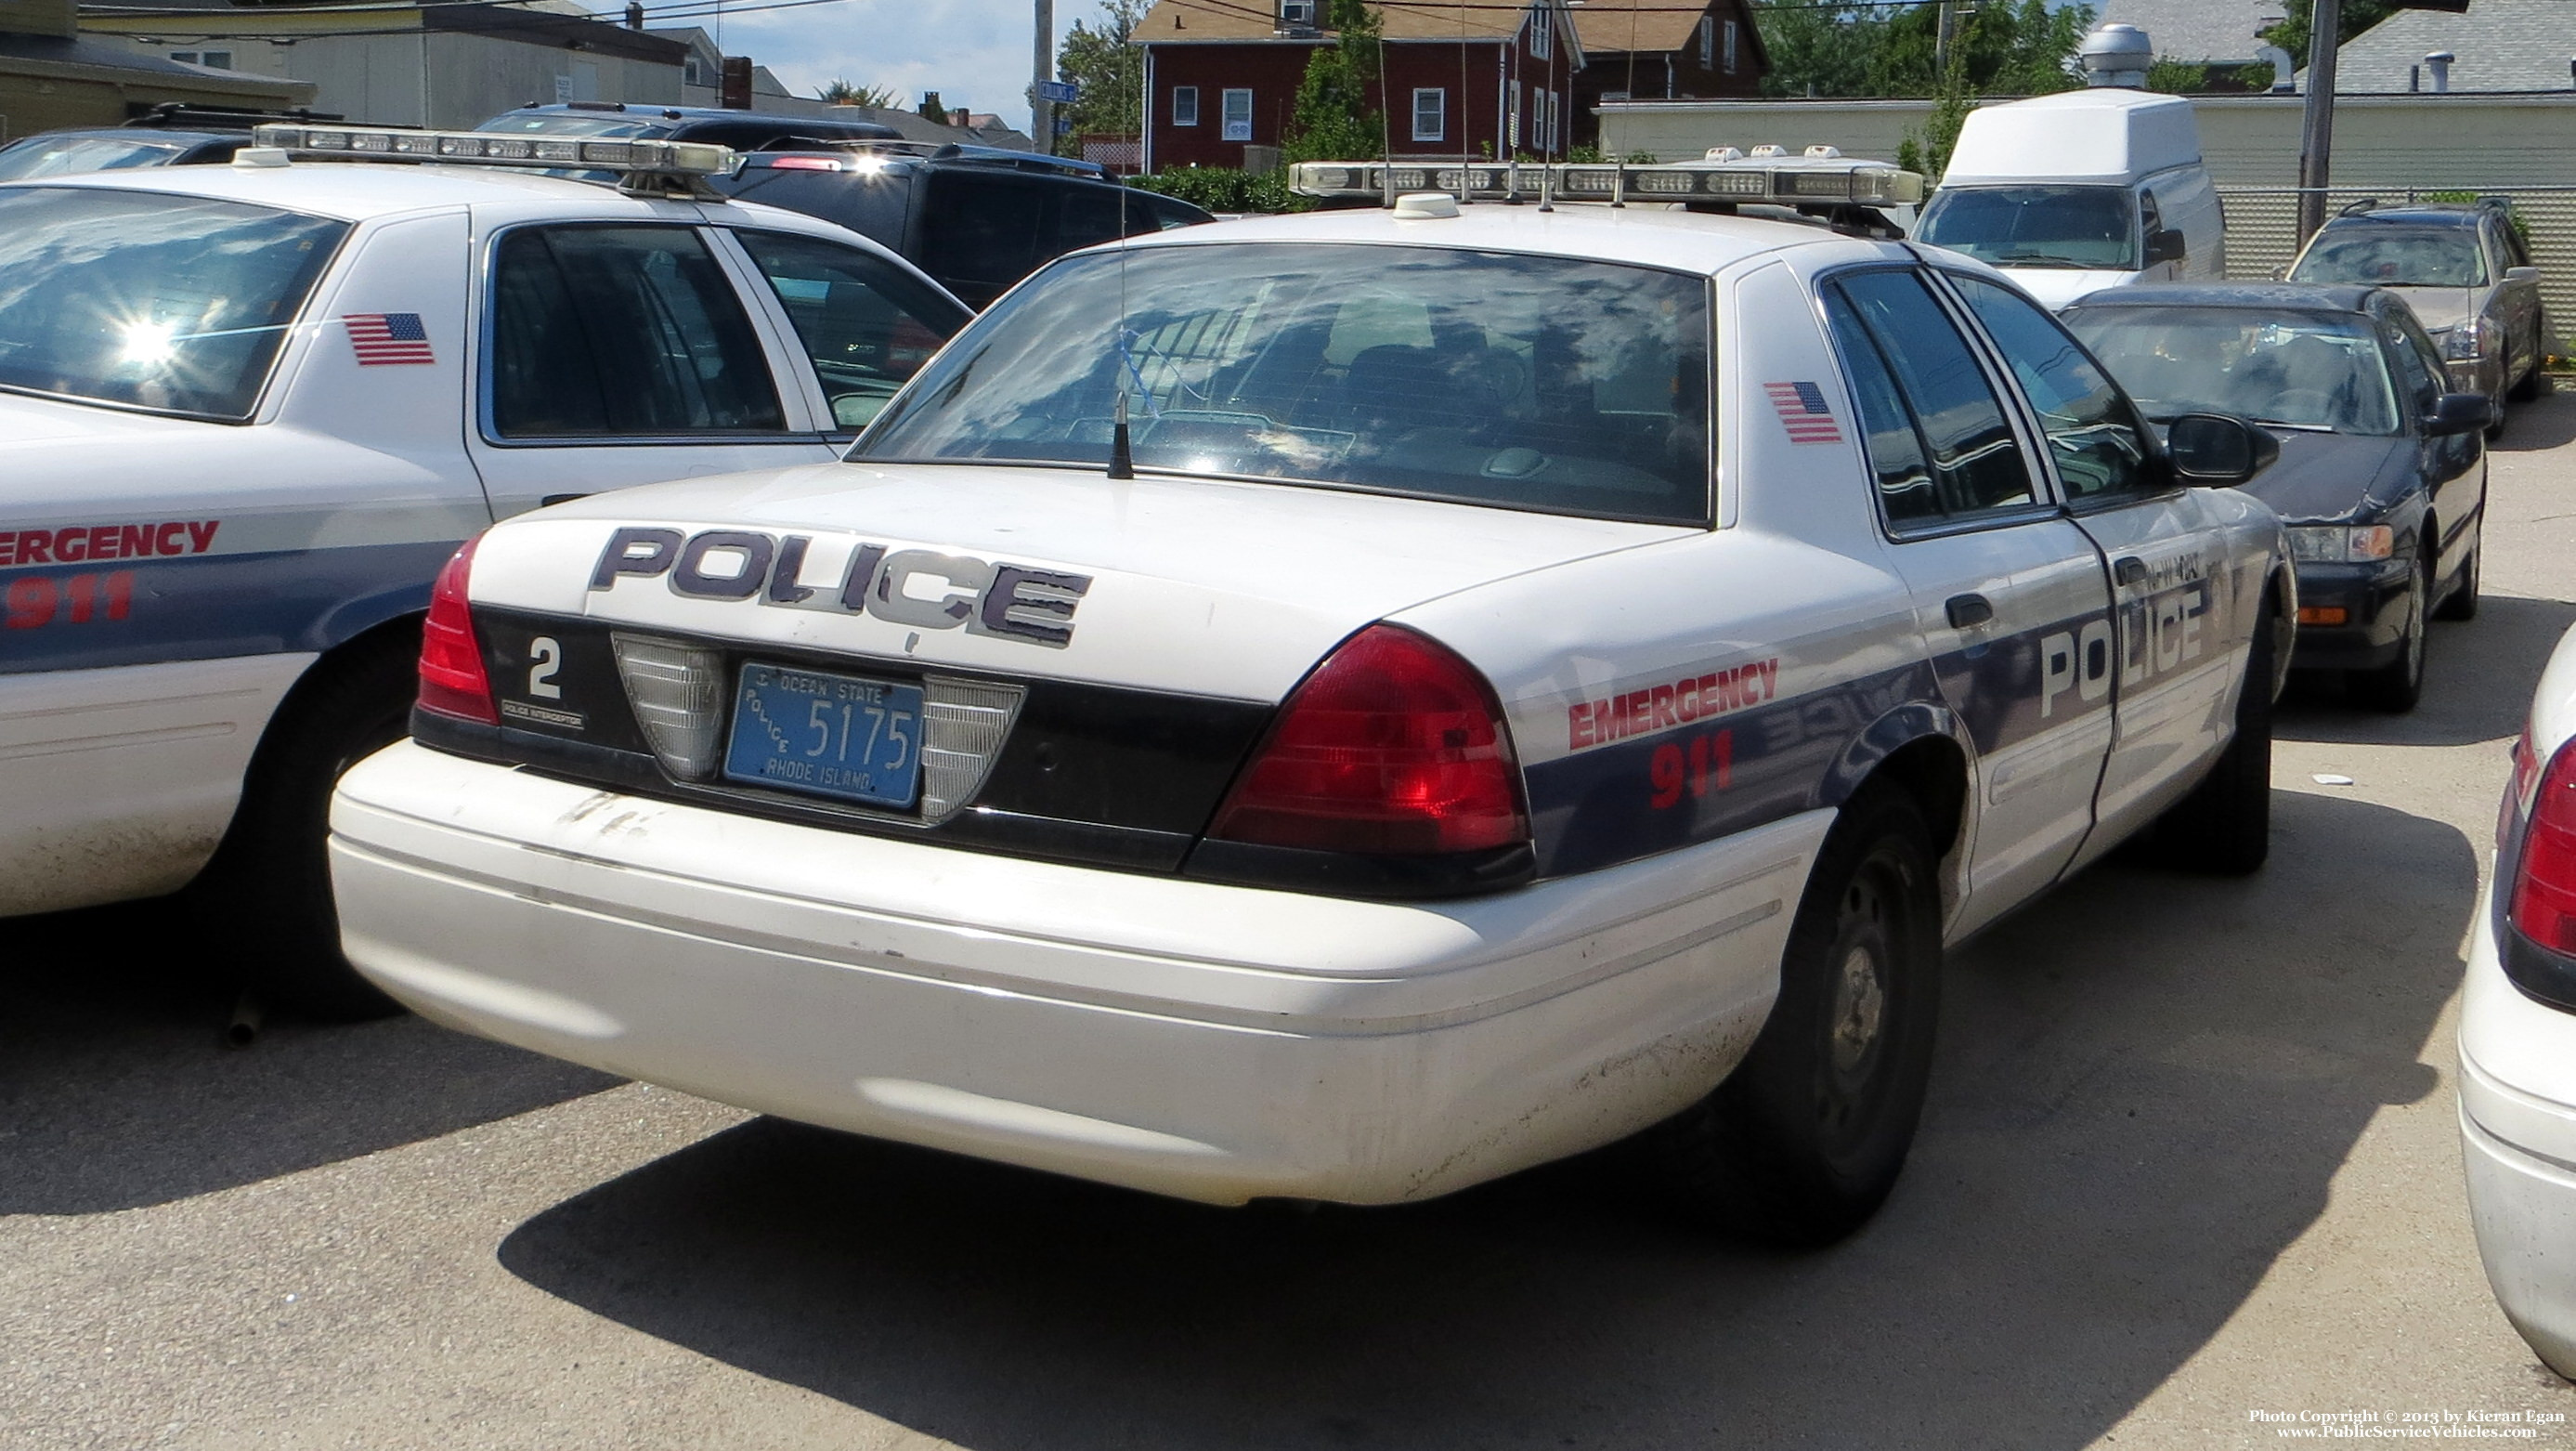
[
  {"xmin": 329, "ymin": 190, "xmax": 2291, "ymax": 1242},
  {"xmin": 2288, "ymin": 201, "xmax": 2549, "ymax": 433},
  {"xmin": 2466, "ymin": 621, "xmax": 2576, "ymax": 1382},
  {"xmin": 2065, "ymin": 282, "xmax": 2491, "ymax": 712}
]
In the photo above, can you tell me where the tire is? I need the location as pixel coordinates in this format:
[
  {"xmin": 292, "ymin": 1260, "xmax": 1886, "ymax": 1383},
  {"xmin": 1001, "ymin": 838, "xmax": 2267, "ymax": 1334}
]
[
  {"xmin": 1642, "ymin": 789, "xmax": 1943, "ymax": 1247},
  {"xmin": 2350, "ymin": 547, "xmax": 2430, "ymax": 713},
  {"xmin": 2154, "ymin": 583, "xmax": 2275, "ymax": 874},
  {"xmin": 2510, "ymin": 363, "xmax": 2545, "ymax": 403},
  {"xmin": 2435, "ymin": 518, "xmax": 2481, "ymax": 622},
  {"xmin": 188, "ymin": 626, "xmax": 421, "ymax": 1021}
]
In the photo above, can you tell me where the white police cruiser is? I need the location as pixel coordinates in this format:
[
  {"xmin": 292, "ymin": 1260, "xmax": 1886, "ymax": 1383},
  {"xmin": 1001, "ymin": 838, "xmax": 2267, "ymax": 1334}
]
[
  {"xmin": 329, "ymin": 158, "xmax": 2297, "ymax": 1240},
  {"xmin": 0, "ymin": 125, "xmax": 968, "ymax": 1016}
]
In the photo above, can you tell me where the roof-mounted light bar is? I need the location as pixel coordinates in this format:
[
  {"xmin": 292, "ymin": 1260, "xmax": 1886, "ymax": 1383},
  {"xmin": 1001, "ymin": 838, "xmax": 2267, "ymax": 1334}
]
[
  {"xmin": 248, "ymin": 124, "xmax": 736, "ymax": 193},
  {"xmin": 1289, "ymin": 150, "xmax": 1924, "ymax": 209}
]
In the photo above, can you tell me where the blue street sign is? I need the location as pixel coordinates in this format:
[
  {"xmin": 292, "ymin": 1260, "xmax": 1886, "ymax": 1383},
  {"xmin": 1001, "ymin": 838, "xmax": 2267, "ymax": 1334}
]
[{"xmin": 1036, "ymin": 80, "xmax": 1079, "ymax": 104}]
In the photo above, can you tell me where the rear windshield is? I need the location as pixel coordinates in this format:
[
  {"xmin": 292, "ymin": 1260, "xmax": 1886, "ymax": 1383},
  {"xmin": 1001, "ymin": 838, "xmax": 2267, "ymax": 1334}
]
[
  {"xmin": 855, "ymin": 242, "xmax": 1713, "ymax": 525},
  {"xmin": 1916, "ymin": 185, "xmax": 2138, "ymax": 270},
  {"xmin": 0, "ymin": 137, "xmax": 190, "ymax": 183},
  {"xmin": 475, "ymin": 112, "xmax": 663, "ymax": 139},
  {"xmin": 2065, "ymin": 306, "xmax": 2400, "ymax": 437},
  {"xmin": 0, "ymin": 187, "xmax": 347, "ymax": 420},
  {"xmin": 2292, "ymin": 225, "xmax": 2487, "ymax": 288}
]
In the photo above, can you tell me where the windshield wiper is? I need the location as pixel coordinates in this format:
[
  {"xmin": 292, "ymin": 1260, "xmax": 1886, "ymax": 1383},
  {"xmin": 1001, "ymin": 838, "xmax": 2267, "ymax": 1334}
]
[
  {"xmin": 1986, "ymin": 254, "xmax": 2095, "ymax": 269},
  {"xmin": 2248, "ymin": 418, "xmax": 2336, "ymax": 433}
]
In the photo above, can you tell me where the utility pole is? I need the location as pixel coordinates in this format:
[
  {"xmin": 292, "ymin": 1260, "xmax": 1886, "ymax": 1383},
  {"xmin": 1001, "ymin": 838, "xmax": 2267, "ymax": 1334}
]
[
  {"xmin": 1032, "ymin": 0, "xmax": 1058, "ymax": 150},
  {"xmin": 2296, "ymin": 0, "xmax": 2343, "ymax": 242},
  {"xmin": 1933, "ymin": 0, "xmax": 1955, "ymax": 77}
]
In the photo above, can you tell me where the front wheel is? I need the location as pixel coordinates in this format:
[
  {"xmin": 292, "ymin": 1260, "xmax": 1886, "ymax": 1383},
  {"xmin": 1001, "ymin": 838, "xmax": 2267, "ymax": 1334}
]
[
  {"xmin": 2349, "ymin": 551, "xmax": 2429, "ymax": 713},
  {"xmin": 1642, "ymin": 790, "xmax": 1943, "ymax": 1246},
  {"xmin": 2155, "ymin": 583, "xmax": 2276, "ymax": 873},
  {"xmin": 189, "ymin": 629, "xmax": 420, "ymax": 1021},
  {"xmin": 2435, "ymin": 518, "xmax": 2481, "ymax": 622}
]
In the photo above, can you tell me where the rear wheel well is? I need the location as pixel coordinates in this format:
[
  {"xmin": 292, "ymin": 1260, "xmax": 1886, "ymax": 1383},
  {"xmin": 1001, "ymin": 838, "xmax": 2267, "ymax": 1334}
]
[{"xmin": 1854, "ymin": 735, "xmax": 1969, "ymax": 862}]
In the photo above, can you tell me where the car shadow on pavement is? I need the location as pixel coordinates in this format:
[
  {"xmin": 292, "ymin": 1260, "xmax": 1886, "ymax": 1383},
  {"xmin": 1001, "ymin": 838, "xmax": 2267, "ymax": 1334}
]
[
  {"xmin": 497, "ymin": 789, "xmax": 2472, "ymax": 1451},
  {"xmin": 0, "ymin": 896, "xmax": 618, "ymax": 1216},
  {"xmin": 2491, "ymin": 390, "xmax": 2576, "ymax": 454},
  {"xmin": 2278, "ymin": 591, "xmax": 2576, "ymax": 750}
]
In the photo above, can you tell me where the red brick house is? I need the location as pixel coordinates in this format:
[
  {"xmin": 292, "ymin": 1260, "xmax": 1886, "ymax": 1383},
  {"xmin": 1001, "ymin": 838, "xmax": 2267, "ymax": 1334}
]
[
  {"xmin": 1568, "ymin": 0, "xmax": 1770, "ymax": 148},
  {"xmin": 1134, "ymin": 0, "xmax": 1584, "ymax": 173}
]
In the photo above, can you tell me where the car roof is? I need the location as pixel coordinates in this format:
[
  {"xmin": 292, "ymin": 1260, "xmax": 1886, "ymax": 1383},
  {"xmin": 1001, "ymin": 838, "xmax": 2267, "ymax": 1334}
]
[
  {"xmin": 1101, "ymin": 203, "xmax": 1882, "ymax": 277},
  {"xmin": 2062, "ymin": 281, "xmax": 2382, "ymax": 314},
  {"xmin": 0, "ymin": 157, "xmax": 673, "ymax": 219},
  {"xmin": 2323, "ymin": 204, "xmax": 2485, "ymax": 229},
  {"xmin": 0, "ymin": 127, "xmax": 236, "ymax": 147}
]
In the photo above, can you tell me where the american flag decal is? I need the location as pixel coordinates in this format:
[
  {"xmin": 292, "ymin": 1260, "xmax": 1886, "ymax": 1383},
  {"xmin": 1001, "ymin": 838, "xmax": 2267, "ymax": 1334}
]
[
  {"xmin": 344, "ymin": 312, "xmax": 436, "ymax": 366},
  {"xmin": 1763, "ymin": 380, "xmax": 1843, "ymax": 445}
]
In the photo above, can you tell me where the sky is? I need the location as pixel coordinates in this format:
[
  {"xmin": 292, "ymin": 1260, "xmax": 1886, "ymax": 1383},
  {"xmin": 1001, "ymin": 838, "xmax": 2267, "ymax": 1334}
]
[{"xmin": 657, "ymin": 0, "xmax": 1102, "ymax": 131}]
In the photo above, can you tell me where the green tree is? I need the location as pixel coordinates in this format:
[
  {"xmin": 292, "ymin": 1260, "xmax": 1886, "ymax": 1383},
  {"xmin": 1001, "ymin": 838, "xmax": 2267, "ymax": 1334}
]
[
  {"xmin": 2263, "ymin": 0, "xmax": 2400, "ymax": 65},
  {"xmin": 816, "ymin": 78, "xmax": 900, "ymax": 108},
  {"xmin": 1754, "ymin": 1, "xmax": 1888, "ymax": 98},
  {"xmin": 1281, "ymin": 0, "xmax": 1384, "ymax": 164},
  {"xmin": 2144, "ymin": 59, "xmax": 2207, "ymax": 92},
  {"xmin": 1895, "ymin": 50, "xmax": 1972, "ymax": 177},
  {"xmin": 1761, "ymin": 0, "xmax": 2089, "ymax": 99},
  {"xmin": 1058, "ymin": 0, "xmax": 1149, "ymax": 148}
]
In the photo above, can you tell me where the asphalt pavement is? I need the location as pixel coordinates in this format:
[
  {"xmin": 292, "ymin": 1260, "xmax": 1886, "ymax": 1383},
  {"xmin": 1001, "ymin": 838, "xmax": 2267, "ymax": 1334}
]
[{"xmin": 8, "ymin": 399, "xmax": 2576, "ymax": 1450}]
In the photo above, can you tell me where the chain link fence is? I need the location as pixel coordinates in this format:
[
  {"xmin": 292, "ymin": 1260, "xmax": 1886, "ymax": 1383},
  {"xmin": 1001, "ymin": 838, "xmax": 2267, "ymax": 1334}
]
[{"xmin": 2219, "ymin": 186, "xmax": 2576, "ymax": 353}]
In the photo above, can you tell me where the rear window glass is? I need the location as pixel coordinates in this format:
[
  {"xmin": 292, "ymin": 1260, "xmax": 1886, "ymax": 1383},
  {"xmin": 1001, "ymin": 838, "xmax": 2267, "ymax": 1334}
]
[
  {"xmin": 856, "ymin": 242, "xmax": 1713, "ymax": 526},
  {"xmin": 0, "ymin": 137, "xmax": 190, "ymax": 183},
  {"xmin": 0, "ymin": 186, "xmax": 345, "ymax": 420}
]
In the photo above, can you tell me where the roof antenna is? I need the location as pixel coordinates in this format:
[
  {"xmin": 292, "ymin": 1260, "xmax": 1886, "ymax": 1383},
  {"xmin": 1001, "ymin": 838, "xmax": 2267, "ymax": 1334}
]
[{"xmin": 1108, "ymin": 390, "xmax": 1134, "ymax": 478}]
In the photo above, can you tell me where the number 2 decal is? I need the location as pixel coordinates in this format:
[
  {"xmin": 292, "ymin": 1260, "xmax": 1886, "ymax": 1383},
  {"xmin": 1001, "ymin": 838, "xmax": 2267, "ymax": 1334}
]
[{"xmin": 527, "ymin": 636, "xmax": 563, "ymax": 699}]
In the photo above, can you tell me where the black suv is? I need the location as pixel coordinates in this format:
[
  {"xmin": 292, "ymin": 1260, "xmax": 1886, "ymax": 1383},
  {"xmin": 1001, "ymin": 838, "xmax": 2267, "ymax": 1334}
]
[
  {"xmin": 712, "ymin": 145, "xmax": 1213, "ymax": 309},
  {"xmin": 0, "ymin": 103, "xmax": 335, "ymax": 182},
  {"xmin": 479, "ymin": 101, "xmax": 904, "ymax": 151}
]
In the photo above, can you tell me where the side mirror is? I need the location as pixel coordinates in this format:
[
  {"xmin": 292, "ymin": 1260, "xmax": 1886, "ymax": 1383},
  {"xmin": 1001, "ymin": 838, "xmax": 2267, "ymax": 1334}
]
[
  {"xmin": 2506, "ymin": 265, "xmax": 2542, "ymax": 285},
  {"xmin": 2145, "ymin": 228, "xmax": 2187, "ymax": 267},
  {"xmin": 2166, "ymin": 412, "xmax": 2280, "ymax": 485},
  {"xmin": 2426, "ymin": 391, "xmax": 2498, "ymax": 437}
]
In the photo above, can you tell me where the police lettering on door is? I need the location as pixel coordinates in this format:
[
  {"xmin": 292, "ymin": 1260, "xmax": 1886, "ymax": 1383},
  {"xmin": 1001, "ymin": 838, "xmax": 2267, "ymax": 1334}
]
[{"xmin": 2039, "ymin": 554, "xmax": 2213, "ymax": 718}]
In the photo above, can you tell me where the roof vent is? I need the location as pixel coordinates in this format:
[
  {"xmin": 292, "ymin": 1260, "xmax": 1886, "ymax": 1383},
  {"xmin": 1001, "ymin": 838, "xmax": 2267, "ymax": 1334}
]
[
  {"xmin": 2079, "ymin": 23, "xmax": 2153, "ymax": 88},
  {"xmin": 2425, "ymin": 50, "xmax": 2453, "ymax": 93}
]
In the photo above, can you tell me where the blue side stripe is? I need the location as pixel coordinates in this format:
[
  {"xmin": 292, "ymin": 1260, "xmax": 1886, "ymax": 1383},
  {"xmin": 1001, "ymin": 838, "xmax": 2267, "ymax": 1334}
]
[{"xmin": 0, "ymin": 542, "xmax": 459, "ymax": 673}]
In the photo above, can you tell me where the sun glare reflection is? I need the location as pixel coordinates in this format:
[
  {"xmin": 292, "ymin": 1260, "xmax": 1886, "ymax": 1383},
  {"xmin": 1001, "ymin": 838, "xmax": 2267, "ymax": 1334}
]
[{"xmin": 118, "ymin": 319, "xmax": 178, "ymax": 368}]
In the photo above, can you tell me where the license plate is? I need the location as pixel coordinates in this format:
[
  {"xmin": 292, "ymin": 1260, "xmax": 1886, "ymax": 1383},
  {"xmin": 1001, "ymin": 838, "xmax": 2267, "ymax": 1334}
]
[{"xmin": 722, "ymin": 662, "xmax": 924, "ymax": 809}]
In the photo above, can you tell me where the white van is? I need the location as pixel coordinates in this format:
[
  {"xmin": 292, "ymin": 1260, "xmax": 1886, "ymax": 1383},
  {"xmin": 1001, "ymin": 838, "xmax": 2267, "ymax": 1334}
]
[{"xmin": 1912, "ymin": 87, "xmax": 2226, "ymax": 310}]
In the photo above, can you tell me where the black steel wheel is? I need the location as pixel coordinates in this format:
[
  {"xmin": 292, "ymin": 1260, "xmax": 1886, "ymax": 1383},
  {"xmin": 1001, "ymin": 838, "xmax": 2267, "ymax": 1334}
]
[
  {"xmin": 1642, "ymin": 789, "xmax": 1942, "ymax": 1247},
  {"xmin": 188, "ymin": 628, "xmax": 419, "ymax": 1021}
]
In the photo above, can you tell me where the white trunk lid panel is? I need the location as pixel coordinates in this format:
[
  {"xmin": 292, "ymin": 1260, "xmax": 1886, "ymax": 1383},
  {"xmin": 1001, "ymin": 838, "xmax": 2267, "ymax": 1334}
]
[{"xmin": 471, "ymin": 464, "xmax": 1697, "ymax": 701}]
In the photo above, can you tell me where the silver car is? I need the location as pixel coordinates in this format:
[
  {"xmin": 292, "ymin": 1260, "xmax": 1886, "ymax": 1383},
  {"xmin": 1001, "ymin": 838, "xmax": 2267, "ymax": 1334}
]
[{"xmin": 2289, "ymin": 200, "xmax": 2549, "ymax": 433}]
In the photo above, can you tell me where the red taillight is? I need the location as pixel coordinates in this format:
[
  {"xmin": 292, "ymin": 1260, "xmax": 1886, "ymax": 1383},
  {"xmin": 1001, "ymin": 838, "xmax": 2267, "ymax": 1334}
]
[
  {"xmin": 1209, "ymin": 624, "xmax": 1528, "ymax": 856},
  {"xmin": 417, "ymin": 536, "xmax": 496, "ymax": 725},
  {"xmin": 2509, "ymin": 737, "xmax": 2576, "ymax": 954}
]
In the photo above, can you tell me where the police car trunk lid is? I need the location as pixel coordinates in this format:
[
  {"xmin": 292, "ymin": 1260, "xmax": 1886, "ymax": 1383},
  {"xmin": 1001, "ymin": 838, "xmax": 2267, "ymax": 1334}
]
[{"xmin": 472, "ymin": 461, "xmax": 1697, "ymax": 702}]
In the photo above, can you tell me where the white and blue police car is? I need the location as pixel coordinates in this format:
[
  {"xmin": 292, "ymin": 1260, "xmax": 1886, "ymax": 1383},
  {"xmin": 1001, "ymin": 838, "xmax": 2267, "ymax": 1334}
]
[
  {"xmin": 327, "ymin": 158, "xmax": 2297, "ymax": 1240},
  {"xmin": 0, "ymin": 125, "xmax": 969, "ymax": 1016}
]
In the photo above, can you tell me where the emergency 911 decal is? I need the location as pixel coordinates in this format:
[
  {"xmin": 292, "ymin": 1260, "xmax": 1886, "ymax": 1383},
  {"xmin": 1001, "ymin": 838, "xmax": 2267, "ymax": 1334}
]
[{"xmin": 589, "ymin": 528, "xmax": 1093, "ymax": 648}]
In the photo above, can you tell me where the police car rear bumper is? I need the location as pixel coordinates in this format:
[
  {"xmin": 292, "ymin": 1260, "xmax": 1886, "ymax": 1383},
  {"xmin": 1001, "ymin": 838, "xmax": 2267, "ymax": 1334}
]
[
  {"xmin": 2459, "ymin": 888, "xmax": 2576, "ymax": 1380},
  {"xmin": 328, "ymin": 740, "xmax": 1822, "ymax": 1207}
]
